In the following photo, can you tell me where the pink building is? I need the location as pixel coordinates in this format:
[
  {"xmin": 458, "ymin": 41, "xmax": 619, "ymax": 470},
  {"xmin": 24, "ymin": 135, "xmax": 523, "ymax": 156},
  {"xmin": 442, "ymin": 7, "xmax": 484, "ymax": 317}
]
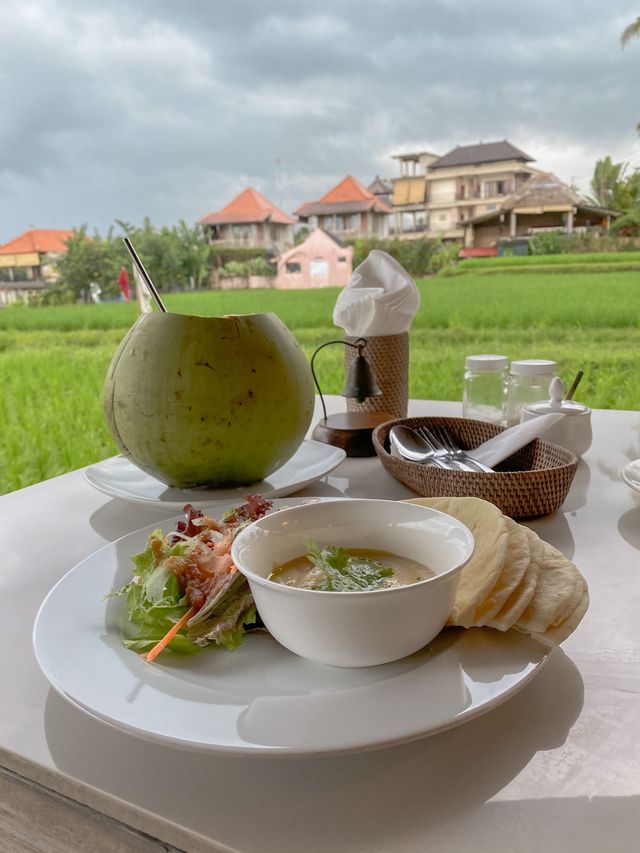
[{"xmin": 275, "ymin": 228, "xmax": 353, "ymax": 289}]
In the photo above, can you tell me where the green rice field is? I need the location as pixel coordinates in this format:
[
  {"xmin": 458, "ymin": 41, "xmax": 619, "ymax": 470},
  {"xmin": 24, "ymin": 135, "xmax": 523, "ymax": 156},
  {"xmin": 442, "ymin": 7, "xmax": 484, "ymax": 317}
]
[{"xmin": 2, "ymin": 268, "xmax": 639, "ymax": 496}]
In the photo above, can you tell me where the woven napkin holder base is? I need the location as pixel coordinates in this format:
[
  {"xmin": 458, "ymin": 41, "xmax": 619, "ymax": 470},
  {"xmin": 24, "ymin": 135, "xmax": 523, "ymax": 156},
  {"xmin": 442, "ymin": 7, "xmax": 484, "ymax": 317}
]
[{"xmin": 345, "ymin": 332, "xmax": 409, "ymax": 419}]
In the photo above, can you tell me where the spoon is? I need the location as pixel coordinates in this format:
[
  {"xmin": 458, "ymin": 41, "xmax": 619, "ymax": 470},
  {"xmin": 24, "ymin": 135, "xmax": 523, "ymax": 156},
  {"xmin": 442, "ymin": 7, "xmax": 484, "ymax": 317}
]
[
  {"xmin": 565, "ymin": 370, "xmax": 584, "ymax": 401},
  {"xmin": 389, "ymin": 426, "xmax": 492, "ymax": 472}
]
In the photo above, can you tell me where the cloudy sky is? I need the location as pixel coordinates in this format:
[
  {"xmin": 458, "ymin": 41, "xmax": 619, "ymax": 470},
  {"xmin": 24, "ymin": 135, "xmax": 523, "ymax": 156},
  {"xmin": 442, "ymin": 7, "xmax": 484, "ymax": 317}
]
[{"xmin": 2, "ymin": 0, "xmax": 640, "ymax": 242}]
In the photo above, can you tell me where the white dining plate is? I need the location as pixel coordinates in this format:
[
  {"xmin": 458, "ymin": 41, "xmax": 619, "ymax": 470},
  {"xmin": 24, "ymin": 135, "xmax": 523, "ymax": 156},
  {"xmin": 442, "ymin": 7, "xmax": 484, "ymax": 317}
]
[
  {"xmin": 84, "ymin": 440, "xmax": 346, "ymax": 507},
  {"xmin": 622, "ymin": 459, "xmax": 640, "ymax": 494},
  {"xmin": 33, "ymin": 499, "xmax": 551, "ymax": 757}
]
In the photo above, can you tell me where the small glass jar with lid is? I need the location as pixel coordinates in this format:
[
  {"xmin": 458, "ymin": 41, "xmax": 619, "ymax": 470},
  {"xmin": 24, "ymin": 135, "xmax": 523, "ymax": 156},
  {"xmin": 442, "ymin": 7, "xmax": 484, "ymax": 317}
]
[
  {"xmin": 462, "ymin": 354, "xmax": 509, "ymax": 425},
  {"xmin": 506, "ymin": 359, "xmax": 557, "ymax": 426}
]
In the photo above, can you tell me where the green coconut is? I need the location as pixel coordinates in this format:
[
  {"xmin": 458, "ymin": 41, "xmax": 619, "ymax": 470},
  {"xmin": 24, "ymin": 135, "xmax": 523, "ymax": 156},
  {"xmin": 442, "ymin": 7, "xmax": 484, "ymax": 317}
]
[{"xmin": 103, "ymin": 312, "xmax": 315, "ymax": 488}]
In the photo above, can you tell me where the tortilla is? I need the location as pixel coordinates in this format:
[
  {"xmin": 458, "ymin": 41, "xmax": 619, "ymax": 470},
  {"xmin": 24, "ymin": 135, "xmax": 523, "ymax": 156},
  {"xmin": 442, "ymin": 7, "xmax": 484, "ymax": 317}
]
[
  {"xmin": 402, "ymin": 496, "xmax": 589, "ymax": 644},
  {"xmin": 486, "ymin": 528, "xmax": 542, "ymax": 631},
  {"xmin": 513, "ymin": 540, "xmax": 581, "ymax": 635},
  {"xmin": 551, "ymin": 573, "xmax": 587, "ymax": 627},
  {"xmin": 530, "ymin": 586, "xmax": 590, "ymax": 645},
  {"xmin": 403, "ymin": 497, "xmax": 509, "ymax": 627},
  {"xmin": 469, "ymin": 517, "xmax": 530, "ymax": 626}
]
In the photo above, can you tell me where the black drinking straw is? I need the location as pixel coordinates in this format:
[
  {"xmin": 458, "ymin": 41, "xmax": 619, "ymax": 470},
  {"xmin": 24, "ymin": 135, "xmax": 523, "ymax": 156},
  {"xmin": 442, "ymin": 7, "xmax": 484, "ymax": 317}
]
[{"xmin": 122, "ymin": 236, "xmax": 167, "ymax": 313}]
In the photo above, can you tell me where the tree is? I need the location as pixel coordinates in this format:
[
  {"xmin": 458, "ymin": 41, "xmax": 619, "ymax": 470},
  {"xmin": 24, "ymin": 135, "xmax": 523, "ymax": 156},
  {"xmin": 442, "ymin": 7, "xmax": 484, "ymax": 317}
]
[
  {"xmin": 621, "ymin": 18, "xmax": 640, "ymax": 131},
  {"xmin": 53, "ymin": 220, "xmax": 212, "ymax": 302},
  {"xmin": 621, "ymin": 17, "xmax": 640, "ymax": 47},
  {"xmin": 54, "ymin": 227, "xmax": 125, "ymax": 301},
  {"xmin": 588, "ymin": 157, "xmax": 627, "ymax": 208},
  {"xmin": 116, "ymin": 219, "xmax": 210, "ymax": 291}
]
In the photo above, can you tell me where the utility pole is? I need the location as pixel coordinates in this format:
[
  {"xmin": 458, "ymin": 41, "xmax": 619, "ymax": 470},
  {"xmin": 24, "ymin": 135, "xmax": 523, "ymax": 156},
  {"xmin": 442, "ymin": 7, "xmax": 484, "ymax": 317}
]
[{"xmin": 275, "ymin": 157, "xmax": 283, "ymax": 209}]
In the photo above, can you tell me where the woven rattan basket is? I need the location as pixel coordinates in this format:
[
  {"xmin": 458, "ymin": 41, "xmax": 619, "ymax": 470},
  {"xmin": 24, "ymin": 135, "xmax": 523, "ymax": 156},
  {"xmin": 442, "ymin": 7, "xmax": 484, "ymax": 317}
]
[{"xmin": 373, "ymin": 416, "xmax": 578, "ymax": 519}]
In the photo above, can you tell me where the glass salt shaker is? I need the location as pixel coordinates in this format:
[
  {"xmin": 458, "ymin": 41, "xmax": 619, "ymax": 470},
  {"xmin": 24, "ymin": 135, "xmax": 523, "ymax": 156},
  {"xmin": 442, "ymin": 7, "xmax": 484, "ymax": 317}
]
[
  {"xmin": 462, "ymin": 354, "xmax": 509, "ymax": 425},
  {"xmin": 505, "ymin": 359, "xmax": 557, "ymax": 427}
]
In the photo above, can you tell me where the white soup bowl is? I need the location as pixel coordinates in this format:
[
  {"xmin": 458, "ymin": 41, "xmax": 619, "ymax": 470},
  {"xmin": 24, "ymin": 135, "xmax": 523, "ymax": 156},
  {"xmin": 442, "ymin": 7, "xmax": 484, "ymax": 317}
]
[{"xmin": 231, "ymin": 499, "xmax": 474, "ymax": 667}]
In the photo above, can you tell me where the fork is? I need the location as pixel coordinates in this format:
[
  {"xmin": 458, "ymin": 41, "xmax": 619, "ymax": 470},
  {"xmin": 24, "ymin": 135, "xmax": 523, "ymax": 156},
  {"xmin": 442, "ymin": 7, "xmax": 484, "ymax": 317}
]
[{"xmin": 416, "ymin": 425, "xmax": 494, "ymax": 473}]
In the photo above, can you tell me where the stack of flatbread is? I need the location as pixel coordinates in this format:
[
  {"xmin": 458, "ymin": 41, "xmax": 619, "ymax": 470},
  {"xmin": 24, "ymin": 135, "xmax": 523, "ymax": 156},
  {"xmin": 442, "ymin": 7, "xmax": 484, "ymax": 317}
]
[{"xmin": 404, "ymin": 497, "xmax": 589, "ymax": 645}]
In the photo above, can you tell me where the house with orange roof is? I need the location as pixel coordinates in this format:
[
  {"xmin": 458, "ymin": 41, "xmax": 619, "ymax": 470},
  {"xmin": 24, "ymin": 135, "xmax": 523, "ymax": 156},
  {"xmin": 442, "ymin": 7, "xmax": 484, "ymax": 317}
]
[
  {"xmin": 294, "ymin": 176, "xmax": 392, "ymax": 239},
  {"xmin": 0, "ymin": 229, "xmax": 73, "ymax": 306},
  {"xmin": 198, "ymin": 187, "xmax": 295, "ymax": 251}
]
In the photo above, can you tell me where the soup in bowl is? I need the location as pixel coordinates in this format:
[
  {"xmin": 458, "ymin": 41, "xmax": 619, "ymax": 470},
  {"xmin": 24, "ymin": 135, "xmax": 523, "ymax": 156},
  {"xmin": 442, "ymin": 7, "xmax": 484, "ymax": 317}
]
[{"xmin": 231, "ymin": 499, "xmax": 474, "ymax": 667}]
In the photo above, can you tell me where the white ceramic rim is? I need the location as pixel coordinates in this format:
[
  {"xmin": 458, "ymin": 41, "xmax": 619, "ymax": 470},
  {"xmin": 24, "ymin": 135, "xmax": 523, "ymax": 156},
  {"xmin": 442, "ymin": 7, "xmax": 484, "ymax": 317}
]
[
  {"xmin": 232, "ymin": 498, "xmax": 474, "ymax": 598},
  {"xmin": 83, "ymin": 440, "xmax": 346, "ymax": 507},
  {"xmin": 622, "ymin": 459, "xmax": 640, "ymax": 494},
  {"xmin": 32, "ymin": 498, "xmax": 550, "ymax": 756}
]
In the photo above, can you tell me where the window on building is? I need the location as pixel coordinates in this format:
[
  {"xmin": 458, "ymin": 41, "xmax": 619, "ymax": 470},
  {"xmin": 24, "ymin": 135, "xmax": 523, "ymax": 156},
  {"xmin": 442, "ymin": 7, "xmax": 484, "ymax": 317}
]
[
  {"xmin": 310, "ymin": 259, "xmax": 329, "ymax": 277},
  {"xmin": 338, "ymin": 255, "xmax": 347, "ymax": 264},
  {"xmin": 484, "ymin": 180, "xmax": 508, "ymax": 198},
  {"xmin": 286, "ymin": 262, "xmax": 301, "ymax": 274},
  {"xmin": 232, "ymin": 224, "xmax": 250, "ymax": 238},
  {"xmin": 335, "ymin": 215, "xmax": 344, "ymax": 231},
  {"xmin": 438, "ymin": 213, "xmax": 447, "ymax": 221}
]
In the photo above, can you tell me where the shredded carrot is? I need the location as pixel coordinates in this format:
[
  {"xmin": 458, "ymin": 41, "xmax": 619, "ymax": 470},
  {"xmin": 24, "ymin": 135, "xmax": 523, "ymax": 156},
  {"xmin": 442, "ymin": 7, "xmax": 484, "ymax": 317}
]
[{"xmin": 144, "ymin": 605, "xmax": 197, "ymax": 664}]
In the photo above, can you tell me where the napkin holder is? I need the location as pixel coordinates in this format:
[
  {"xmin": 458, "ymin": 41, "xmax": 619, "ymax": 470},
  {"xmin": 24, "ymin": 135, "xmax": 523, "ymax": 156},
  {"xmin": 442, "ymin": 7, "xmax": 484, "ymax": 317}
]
[{"xmin": 344, "ymin": 332, "xmax": 409, "ymax": 419}]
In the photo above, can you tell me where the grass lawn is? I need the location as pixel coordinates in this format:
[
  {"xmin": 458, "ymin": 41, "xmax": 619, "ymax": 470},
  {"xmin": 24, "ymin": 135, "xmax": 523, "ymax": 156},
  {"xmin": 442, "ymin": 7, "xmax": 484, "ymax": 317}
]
[{"xmin": 1, "ymin": 269, "xmax": 639, "ymax": 495}]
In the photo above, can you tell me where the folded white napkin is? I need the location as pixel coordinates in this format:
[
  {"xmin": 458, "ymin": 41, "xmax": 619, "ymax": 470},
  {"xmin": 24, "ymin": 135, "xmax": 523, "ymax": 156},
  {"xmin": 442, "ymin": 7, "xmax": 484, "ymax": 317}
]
[
  {"xmin": 333, "ymin": 250, "xmax": 420, "ymax": 336},
  {"xmin": 472, "ymin": 413, "xmax": 565, "ymax": 468}
]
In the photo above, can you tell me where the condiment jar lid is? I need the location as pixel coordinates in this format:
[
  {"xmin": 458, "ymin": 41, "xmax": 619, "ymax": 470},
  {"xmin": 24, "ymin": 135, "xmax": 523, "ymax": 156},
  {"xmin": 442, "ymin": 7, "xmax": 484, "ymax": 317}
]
[
  {"xmin": 524, "ymin": 376, "xmax": 589, "ymax": 415},
  {"xmin": 510, "ymin": 359, "xmax": 557, "ymax": 376},
  {"xmin": 524, "ymin": 399, "xmax": 589, "ymax": 415},
  {"xmin": 465, "ymin": 354, "xmax": 509, "ymax": 371}
]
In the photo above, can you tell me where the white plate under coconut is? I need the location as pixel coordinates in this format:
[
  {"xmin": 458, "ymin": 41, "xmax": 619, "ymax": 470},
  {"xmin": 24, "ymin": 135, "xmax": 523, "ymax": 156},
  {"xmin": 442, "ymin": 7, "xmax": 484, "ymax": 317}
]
[
  {"xmin": 622, "ymin": 459, "xmax": 640, "ymax": 495},
  {"xmin": 33, "ymin": 498, "xmax": 551, "ymax": 756},
  {"xmin": 84, "ymin": 440, "xmax": 346, "ymax": 507}
]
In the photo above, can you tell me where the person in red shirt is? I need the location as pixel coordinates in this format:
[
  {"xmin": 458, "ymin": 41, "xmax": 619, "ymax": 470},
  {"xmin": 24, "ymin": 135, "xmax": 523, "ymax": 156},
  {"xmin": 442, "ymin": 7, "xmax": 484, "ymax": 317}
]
[{"xmin": 118, "ymin": 266, "xmax": 131, "ymax": 302}]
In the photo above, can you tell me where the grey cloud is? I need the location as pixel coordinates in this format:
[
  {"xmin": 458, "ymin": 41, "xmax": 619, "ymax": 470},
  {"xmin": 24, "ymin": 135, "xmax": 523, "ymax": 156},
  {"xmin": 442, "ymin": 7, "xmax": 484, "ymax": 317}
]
[{"xmin": 1, "ymin": 0, "xmax": 640, "ymax": 239}]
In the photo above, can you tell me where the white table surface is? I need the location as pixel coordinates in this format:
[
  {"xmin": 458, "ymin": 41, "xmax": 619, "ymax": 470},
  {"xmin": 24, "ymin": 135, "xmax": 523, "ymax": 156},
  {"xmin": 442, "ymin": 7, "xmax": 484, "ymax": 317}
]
[{"xmin": 2, "ymin": 397, "xmax": 640, "ymax": 853}]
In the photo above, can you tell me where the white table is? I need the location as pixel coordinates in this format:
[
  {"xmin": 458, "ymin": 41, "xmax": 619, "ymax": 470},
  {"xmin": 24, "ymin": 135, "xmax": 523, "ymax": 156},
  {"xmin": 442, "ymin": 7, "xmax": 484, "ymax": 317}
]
[{"xmin": 1, "ymin": 398, "xmax": 639, "ymax": 853}]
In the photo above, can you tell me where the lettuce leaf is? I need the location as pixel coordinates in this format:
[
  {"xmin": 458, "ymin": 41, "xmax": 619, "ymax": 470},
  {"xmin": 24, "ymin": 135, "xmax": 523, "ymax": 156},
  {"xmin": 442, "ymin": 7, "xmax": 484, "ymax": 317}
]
[
  {"xmin": 116, "ymin": 530, "xmax": 199, "ymax": 655},
  {"xmin": 113, "ymin": 528, "xmax": 257, "ymax": 658}
]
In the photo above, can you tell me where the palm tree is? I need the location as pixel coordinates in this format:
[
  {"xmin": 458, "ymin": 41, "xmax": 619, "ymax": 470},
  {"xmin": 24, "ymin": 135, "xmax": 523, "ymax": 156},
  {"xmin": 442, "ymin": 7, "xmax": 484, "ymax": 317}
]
[
  {"xmin": 621, "ymin": 17, "xmax": 640, "ymax": 47},
  {"xmin": 589, "ymin": 157, "xmax": 626, "ymax": 208},
  {"xmin": 621, "ymin": 19, "xmax": 640, "ymax": 130}
]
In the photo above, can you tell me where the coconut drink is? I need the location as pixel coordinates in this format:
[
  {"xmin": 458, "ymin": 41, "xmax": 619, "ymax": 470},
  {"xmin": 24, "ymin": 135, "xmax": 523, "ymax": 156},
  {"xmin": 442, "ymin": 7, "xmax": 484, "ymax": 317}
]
[{"xmin": 103, "ymin": 312, "xmax": 315, "ymax": 488}]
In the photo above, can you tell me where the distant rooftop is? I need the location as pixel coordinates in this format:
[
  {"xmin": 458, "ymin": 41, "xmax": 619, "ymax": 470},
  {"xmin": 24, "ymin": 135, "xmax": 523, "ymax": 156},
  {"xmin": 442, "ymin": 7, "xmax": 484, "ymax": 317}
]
[
  {"xmin": 294, "ymin": 175, "xmax": 392, "ymax": 218},
  {"xmin": 367, "ymin": 176, "xmax": 392, "ymax": 195},
  {"xmin": 391, "ymin": 150, "xmax": 440, "ymax": 161},
  {"xmin": 0, "ymin": 229, "xmax": 74, "ymax": 255},
  {"xmin": 198, "ymin": 187, "xmax": 295, "ymax": 226},
  {"xmin": 429, "ymin": 140, "xmax": 534, "ymax": 170}
]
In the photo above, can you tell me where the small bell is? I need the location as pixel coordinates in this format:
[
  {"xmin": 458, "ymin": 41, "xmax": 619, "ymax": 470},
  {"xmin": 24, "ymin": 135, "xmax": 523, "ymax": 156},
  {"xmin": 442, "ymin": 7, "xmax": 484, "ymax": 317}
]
[{"xmin": 342, "ymin": 353, "xmax": 383, "ymax": 403}]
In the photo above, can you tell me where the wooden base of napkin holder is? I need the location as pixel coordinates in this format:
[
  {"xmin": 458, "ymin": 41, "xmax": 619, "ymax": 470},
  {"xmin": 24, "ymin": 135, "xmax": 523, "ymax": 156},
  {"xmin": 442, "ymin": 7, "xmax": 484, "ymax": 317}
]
[{"xmin": 313, "ymin": 411, "xmax": 393, "ymax": 457}]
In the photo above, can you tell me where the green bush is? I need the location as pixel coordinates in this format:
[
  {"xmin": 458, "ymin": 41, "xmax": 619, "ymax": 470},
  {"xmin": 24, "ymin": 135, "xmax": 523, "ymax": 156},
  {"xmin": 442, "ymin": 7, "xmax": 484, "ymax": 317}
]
[
  {"xmin": 346, "ymin": 237, "xmax": 461, "ymax": 277},
  {"xmin": 219, "ymin": 260, "xmax": 249, "ymax": 278},
  {"xmin": 247, "ymin": 256, "xmax": 275, "ymax": 276},
  {"xmin": 208, "ymin": 246, "xmax": 271, "ymax": 268},
  {"xmin": 610, "ymin": 209, "xmax": 640, "ymax": 237},
  {"xmin": 529, "ymin": 231, "xmax": 564, "ymax": 255},
  {"xmin": 529, "ymin": 230, "xmax": 640, "ymax": 255}
]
